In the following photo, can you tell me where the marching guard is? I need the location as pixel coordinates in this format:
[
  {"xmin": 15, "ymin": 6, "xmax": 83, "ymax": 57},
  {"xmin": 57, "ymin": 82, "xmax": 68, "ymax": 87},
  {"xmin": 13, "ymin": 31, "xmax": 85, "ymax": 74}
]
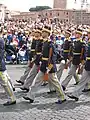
[
  {"xmin": 16, "ymin": 30, "xmax": 36, "ymax": 86},
  {"xmin": 20, "ymin": 28, "xmax": 43, "ymax": 92},
  {"xmin": 68, "ymin": 30, "xmax": 90, "ymax": 101},
  {"xmin": 57, "ymin": 29, "xmax": 73, "ymax": 81},
  {"xmin": 62, "ymin": 29, "xmax": 85, "ymax": 90},
  {"xmin": 23, "ymin": 26, "xmax": 66, "ymax": 104},
  {"xmin": 0, "ymin": 28, "xmax": 16, "ymax": 106}
]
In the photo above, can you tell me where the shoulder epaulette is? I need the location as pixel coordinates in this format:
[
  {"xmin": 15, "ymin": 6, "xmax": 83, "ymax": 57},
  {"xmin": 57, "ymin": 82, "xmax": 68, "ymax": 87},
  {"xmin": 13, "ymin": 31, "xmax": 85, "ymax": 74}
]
[
  {"xmin": 77, "ymin": 38, "xmax": 82, "ymax": 42},
  {"xmin": 48, "ymin": 39, "xmax": 51, "ymax": 42},
  {"xmin": 43, "ymin": 39, "xmax": 48, "ymax": 42}
]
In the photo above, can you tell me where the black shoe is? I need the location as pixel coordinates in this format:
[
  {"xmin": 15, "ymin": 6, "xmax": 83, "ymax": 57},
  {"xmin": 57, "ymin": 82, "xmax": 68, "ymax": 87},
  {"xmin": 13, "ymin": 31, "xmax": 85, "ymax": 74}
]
[
  {"xmin": 13, "ymin": 87, "xmax": 15, "ymax": 91},
  {"xmin": 62, "ymin": 85, "xmax": 66, "ymax": 91},
  {"xmin": 74, "ymin": 82, "xmax": 79, "ymax": 85},
  {"xmin": 3, "ymin": 101, "xmax": 16, "ymax": 106},
  {"xmin": 82, "ymin": 88, "xmax": 90, "ymax": 92},
  {"xmin": 20, "ymin": 87, "xmax": 29, "ymax": 92},
  {"xmin": 41, "ymin": 82, "xmax": 48, "ymax": 86},
  {"xmin": 55, "ymin": 99, "xmax": 66, "ymax": 104},
  {"xmin": 23, "ymin": 96, "xmax": 34, "ymax": 103},
  {"xmin": 68, "ymin": 95, "xmax": 79, "ymax": 101},
  {"xmin": 47, "ymin": 90, "xmax": 56, "ymax": 94},
  {"xmin": 16, "ymin": 80, "xmax": 24, "ymax": 85}
]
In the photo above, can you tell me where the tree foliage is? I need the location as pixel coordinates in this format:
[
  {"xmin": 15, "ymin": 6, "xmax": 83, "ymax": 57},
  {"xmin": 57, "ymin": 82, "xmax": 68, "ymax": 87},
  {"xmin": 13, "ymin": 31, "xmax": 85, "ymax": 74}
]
[{"xmin": 29, "ymin": 6, "xmax": 51, "ymax": 12}]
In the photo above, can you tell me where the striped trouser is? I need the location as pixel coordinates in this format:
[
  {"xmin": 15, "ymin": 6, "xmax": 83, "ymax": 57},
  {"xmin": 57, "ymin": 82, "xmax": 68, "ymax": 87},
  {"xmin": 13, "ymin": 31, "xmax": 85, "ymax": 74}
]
[
  {"xmin": 62, "ymin": 64, "xmax": 79, "ymax": 88},
  {"xmin": 0, "ymin": 71, "xmax": 16, "ymax": 102},
  {"xmin": 71, "ymin": 69, "xmax": 90, "ymax": 97},
  {"xmin": 26, "ymin": 71, "xmax": 66, "ymax": 101},
  {"xmin": 19, "ymin": 66, "xmax": 31, "ymax": 83}
]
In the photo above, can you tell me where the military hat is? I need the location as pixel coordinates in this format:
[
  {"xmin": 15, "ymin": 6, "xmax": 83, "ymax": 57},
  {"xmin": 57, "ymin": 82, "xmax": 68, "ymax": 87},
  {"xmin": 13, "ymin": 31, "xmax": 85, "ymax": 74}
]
[
  {"xmin": 76, "ymin": 29, "xmax": 82, "ymax": 35},
  {"xmin": 87, "ymin": 29, "xmax": 90, "ymax": 33},
  {"xmin": 42, "ymin": 26, "xmax": 51, "ymax": 34},
  {"xmin": 52, "ymin": 29, "xmax": 59, "ymax": 35},
  {"xmin": 35, "ymin": 28, "xmax": 42, "ymax": 34},
  {"xmin": 65, "ymin": 29, "xmax": 71, "ymax": 35},
  {"xmin": 25, "ymin": 31, "xmax": 29, "ymax": 34}
]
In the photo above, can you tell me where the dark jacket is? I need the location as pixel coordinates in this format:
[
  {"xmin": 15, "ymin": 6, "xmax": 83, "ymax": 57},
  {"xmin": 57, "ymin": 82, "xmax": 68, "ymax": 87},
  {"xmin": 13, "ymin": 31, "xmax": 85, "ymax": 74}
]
[
  {"xmin": 85, "ymin": 42, "xmax": 90, "ymax": 71},
  {"xmin": 29, "ymin": 39, "xmax": 36, "ymax": 61},
  {"xmin": 40, "ymin": 40, "xmax": 57, "ymax": 73},
  {"xmin": 72, "ymin": 39, "xmax": 85, "ymax": 65},
  {"xmin": 0, "ymin": 37, "xmax": 6, "ymax": 71}
]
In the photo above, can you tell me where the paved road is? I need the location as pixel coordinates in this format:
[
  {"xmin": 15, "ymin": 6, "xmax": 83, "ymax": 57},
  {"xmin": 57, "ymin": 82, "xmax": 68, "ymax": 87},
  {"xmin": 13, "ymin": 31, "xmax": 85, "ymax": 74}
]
[{"xmin": 0, "ymin": 65, "xmax": 90, "ymax": 120}]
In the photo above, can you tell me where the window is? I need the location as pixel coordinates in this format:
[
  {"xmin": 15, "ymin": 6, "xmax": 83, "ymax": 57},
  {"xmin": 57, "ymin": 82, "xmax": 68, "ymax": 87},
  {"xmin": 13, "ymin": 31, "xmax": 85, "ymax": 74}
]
[
  {"xmin": 60, "ymin": 20, "xmax": 63, "ymax": 23},
  {"xmin": 46, "ymin": 13, "xmax": 47, "ymax": 16},
  {"xmin": 58, "ymin": 13, "xmax": 59, "ymax": 16},
  {"xmin": 50, "ymin": 13, "xmax": 52, "ymax": 16},
  {"xmin": 67, "ymin": 12, "xmax": 68, "ymax": 15}
]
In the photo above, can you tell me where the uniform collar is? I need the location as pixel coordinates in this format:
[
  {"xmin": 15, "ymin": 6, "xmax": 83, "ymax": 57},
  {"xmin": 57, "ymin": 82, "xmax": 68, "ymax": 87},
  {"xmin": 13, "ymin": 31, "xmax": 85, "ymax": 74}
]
[
  {"xmin": 66, "ymin": 37, "xmax": 70, "ymax": 40},
  {"xmin": 65, "ymin": 37, "xmax": 70, "ymax": 41},
  {"xmin": 34, "ymin": 37, "xmax": 41, "ymax": 40},
  {"xmin": 76, "ymin": 38, "xmax": 82, "ymax": 42},
  {"xmin": 43, "ymin": 38, "xmax": 48, "ymax": 42}
]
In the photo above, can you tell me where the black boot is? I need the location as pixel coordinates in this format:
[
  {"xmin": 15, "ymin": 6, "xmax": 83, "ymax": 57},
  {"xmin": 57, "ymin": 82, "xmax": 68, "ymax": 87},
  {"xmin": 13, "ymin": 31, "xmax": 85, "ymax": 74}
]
[
  {"xmin": 74, "ymin": 81, "xmax": 79, "ymax": 85},
  {"xmin": 68, "ymin": 95, "xmax": 79, "ymax": 101},
  {"xmin": 3, "ymin": 101, "xmax": 16, "ymax": 106},
  {"xmin": 55, "ymin": 99, "xmax": 66, "ymax": 104},
  {"xmin": 47, "ymin": 90, "xmax": 56, "ymax": 94},
  {"xmin": 20, "ymin": 87, "xmax": 29, "ymax": 92},
  {"xmin": 23, "ymin": 96, "xmax": 34, "ymax": 103},
  {"xmin": 82, "ymin": 88, "xmax": 90, "ymax": 92},
  {"xmin": 13, "ymin": 87, "xmax": 15, "ymax": 91},
  {"xmin": 62, "ymin": 85, "xmax": 66, "ymax": 91},
  {"xmin": 41, "ymin": 82, "xmax": 48, "ymax": 86},
  {"xmin": 16, "ymin": 80, "xmax": 24, "ymax": 85}
]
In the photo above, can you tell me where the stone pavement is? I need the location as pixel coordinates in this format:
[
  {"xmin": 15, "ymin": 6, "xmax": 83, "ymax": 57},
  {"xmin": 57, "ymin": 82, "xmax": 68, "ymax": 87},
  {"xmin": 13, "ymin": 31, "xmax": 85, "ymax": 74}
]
[{"xmin": 0, "ymin": 65, "xmax": 90, "ymax": 120}]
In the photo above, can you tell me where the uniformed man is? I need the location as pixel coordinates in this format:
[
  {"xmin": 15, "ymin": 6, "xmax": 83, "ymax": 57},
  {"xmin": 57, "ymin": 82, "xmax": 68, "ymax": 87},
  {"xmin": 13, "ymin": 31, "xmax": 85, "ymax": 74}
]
[
  {"xmin": 57, "ymin": 29, "xmax": 72, "ymax": 81},
  {"xmin": 16, "ymin": 29, "xmax": 36, "ymax": 85},
  {"xmin": 62, "ymin": 29, "xmax": 85, "ymax": 90},
  {"xmin": 20, "ymin": 28, "xmax": 43, "ymax": 92},
  {"xmin": 0, "ymin": 28, "xmax": 16, "ymax": 106},
  {"xmin": 81, "ymin": 30, "xmax": 90, "ymax": 92},
  {"xmin": 68, "ymin": 35, "xmax": 90, "ymax": 101},
  {"xmin": 23, "ymin": 26, "xmax": 66, "ymax": 104}
]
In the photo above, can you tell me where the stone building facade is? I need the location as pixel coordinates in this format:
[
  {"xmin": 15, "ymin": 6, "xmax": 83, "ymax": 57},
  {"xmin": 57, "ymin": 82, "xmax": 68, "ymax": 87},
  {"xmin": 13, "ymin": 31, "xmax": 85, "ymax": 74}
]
[
  {"xmin": 39, "ymin": 8, "xmax": 90, "ymax": 25},
  {"xmin": 53, "ymin": 0, "xmax": 67, "ymax": 9},
  {"xmin": 12, "ymin": 12, "xmax": 39, "ymax": 21},
  {"xmin": 10, "ymin": 0, "xmax": 90, "ymax": 25},
  {"xmin": 0, "ymin": 4, "xmax": 6, "ymax": 22},
  {"xmin": 11, "ymin": 8, "xmax": 90, "ymax": 25}
]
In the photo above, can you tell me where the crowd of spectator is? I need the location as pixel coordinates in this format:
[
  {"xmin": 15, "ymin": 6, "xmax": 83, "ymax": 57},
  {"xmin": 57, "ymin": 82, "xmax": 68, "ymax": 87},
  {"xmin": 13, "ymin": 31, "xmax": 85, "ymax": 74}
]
[{"xmin": 0, "ymin": 18, "xmax": 89, "ymax": 64}]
